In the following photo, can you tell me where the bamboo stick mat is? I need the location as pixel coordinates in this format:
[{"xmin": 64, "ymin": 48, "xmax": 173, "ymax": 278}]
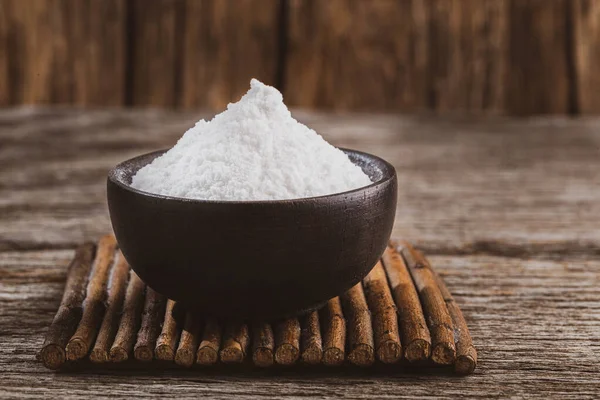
[{"xmin": 38, "ymin": 234, "xmax": 477, "ymax": 375}]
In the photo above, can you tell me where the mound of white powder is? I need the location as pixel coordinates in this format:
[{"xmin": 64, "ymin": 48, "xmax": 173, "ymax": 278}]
[{"xmin": 131, "ymin": 79, "xmax": 372, "ymax": 201}]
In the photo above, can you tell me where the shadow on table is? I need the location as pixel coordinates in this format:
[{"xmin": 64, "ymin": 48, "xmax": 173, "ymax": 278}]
[{"xmin": 55, "ymin": 359, "xmax": 464, "ymax": 379}]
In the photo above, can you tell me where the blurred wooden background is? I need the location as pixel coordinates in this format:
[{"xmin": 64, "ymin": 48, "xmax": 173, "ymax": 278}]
[{"xmin": 0, "ymin": 0, "xmax": 599, "ymax": 115}]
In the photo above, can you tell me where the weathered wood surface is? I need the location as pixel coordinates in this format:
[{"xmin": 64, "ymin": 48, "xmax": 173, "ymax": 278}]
[
  {"xmin": 1, "ymin": 0, "xmax": 600, "ymax": 115},
  {"xmin": 1, "ymin": 108, "xmax": 599, "ymax": 252},
  {"xmin": 574, "ymin": 0, "xmax": 600, "ymax": 113},
  {"xmin": 428, "ymin": 0, "xmax": 508, "ymax": 113},
  {"xmin": 181, "ymin": 0, "xmax": 280, "ymax": 110},
  {"xmin": 130, "ymin": 0, "xmax": 183, "ymax": 108},
  {"xmin": 285, "ymin": 0, "xmax": 431, "ymax": 111},
  {"xmin": 0, "ymin": 108, "xmax": 599, "ymax": 398},
  {"xmin": 285, "ymin": 0, "xmax": 507, "ymax": 113},
  {"xmin": 0, "ymin": 0, "xmax": 126, "ymax": 106},
  {"xmin": 1, "ymin": 251, "xmax": 598, "ymax": 397},
  {"xmin": 506, "ymin": 0, "xmax": 572, "ymax": 115}
]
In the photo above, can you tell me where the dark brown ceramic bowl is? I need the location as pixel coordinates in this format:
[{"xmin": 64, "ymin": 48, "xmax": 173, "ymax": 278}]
[{"xmin": 107, "ymin": 148, "xmax": 397, "ymax": 319}]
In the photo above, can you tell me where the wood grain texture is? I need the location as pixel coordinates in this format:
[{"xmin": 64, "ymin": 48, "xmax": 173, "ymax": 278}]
[
  {"xmin": 39, "ymin": 242, "xmax": 479, "ymax": 371},
  {"xmin": 299, "ymin": 311, "xmax": 322, "ymax": 364},
  {"xmin": 39, "ymin": 242, "xmax": 95, "ymax": 369},
  {"xmin": 1, "ymin": 109, "xmax": 599, "ymax": 253},
  {"xmin": 362, "ymin": 261, "xmax": 401, "ymax": 364},
  {"xmin": 285, "ymin": 0, "xmax": 429, "ymax": 111},
  {"xmin": 382, "ymin": 245, "xmax": 431, "ymax": 362},
  {"xmin": 428, "ymin": 0, "xmax": 508, "ymax": 113},
  {"xmin": 155, "ymin": 299, "xmax": 180, "ymax": 361},
  {"xmin": 506, "ymin": 0, "xmax": 571, "ymax": 115},
  {"xmin": 64, "ymin": 0, "xmax": 126, "ymax": 106},
  {"xmin": 0, "ymin": 0, "xmax": 12, "ymax": 105},
  {"xmin": 320, "ymin": 297, "xmax": 346, "ymax": 366},
  {"xmin": 197, "ymin": 318, "xmax": 222, "ymax": 365},
  {"xmin": 340, "ymin": 283, "xmax": 374, "ymax": 367},
  {"xmin": 130, "ymin": 0, "xmax": 183, "ymax": 107},
  {"xmin": 220, "ymin": 323, "xmax": 250, "ymax": 363},
  {"xmin": 134, "ymin": 287, "xmax": 166, "ymax": 362},
  {"xmin": 1, "ymin": 249, "xmax": 598, "ymax": 398},
  {"xmin": 65, "ymin": 234, "xmax": 116, "ymax": 360},
  {"xmin": 181, "ymin": 0, "xmax": 279, "ymax": 109},
  {"xmin": 1, "ymin": 1, "xmax": 600, "ymax": 115},
  {"xmin": 251, "ymin": 322, "xmax": 274, "ymax": 367},
  {"xmin": 0, "ymin": 109, "xmax": 599, "ymax": 396},
  {"xmin": 401, "ymin": 244, "xmax": 456, "ymax": 365},
  {"xmin": 174, "ymin": 311, "xmax": 201, "ymax": 367},
  {"xmin": 432, "ymin": 268, "xmax": 477, "ymax": 375},
  {"xmin": 0, "ymin": 0, "xmax": 125, "ymax": 106},
  {"xmin": 573, "ymin": 0, "xmax": 600, "ymax": 113},
  {"xmin": 274, "ymin": 318, "xmax": 301, "ymax": 366},
  {"xmin": 109, "ymin": 270, "xmax": 145, "ymax": 362},
  {"xmin": 89, "ymin": 250, "xmax": 130, "ymax": 363},
  {"xmin": 8, "ymin": 0, "xmax": 71, "ymax": 104}
]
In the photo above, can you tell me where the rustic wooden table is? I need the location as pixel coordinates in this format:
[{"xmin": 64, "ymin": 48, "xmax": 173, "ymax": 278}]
[{"xmin": 1, "ymin": 108, "xmax": 599, "ymax": 398}]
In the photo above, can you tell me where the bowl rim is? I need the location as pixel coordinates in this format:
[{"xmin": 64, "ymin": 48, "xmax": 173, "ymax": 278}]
[{"xmin": 108, "ymin": 147, "xmax": 396, "ymax": 205}]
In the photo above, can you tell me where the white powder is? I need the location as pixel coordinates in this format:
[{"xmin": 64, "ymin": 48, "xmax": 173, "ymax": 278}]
[{"xmin": 131, "ymin": 79, "xmax": 372, "ymax": 201}]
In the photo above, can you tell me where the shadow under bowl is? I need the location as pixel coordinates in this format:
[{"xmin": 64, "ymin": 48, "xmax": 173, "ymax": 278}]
[{"xmin": 107, "ymin": 148, "xmax": 397, "ymax": 319}]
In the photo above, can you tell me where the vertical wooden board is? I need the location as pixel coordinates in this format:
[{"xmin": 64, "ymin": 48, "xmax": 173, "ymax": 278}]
[
  {"xmin": 428, "ymin": 0, "xmax": 508, "ymax": 113},
  {"xmin": 131, "ymin": 0, "xmax": 182, "ymax": 107},
  {"xmin": 181, "ymin": 0, "xmax": 279, "ymax": 110},
  {"xmin": 68, "ymin": 0, "xmax": 126, "ymax": 106},
  {"xmin": 506, "ymin": 0, "xmax": 570, "ymax": 115},
  {"xmin": 0, "ymin": 0, "xmax": 10, "ymax": 105},
  {"xmin": 284, "ymin": 0, "xmax": 429, "ymax": 112},
  {"xmin": 574, "ymin": 0, "xmax": 600, "ymax": 114},
  {"xmin": 5, "ymin": 0, "xmax": 68, "ymax": 104},
  {"xmin": 0, "ymin": 0, "xmax": 125, "ymax": 106},
  {"xmin": 0, "ymin": 0, "xmax": 27, "ymax": 105}
]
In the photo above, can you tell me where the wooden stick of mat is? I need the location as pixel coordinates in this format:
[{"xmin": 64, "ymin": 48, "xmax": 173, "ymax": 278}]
[
  {"xmin": 363, "ymin": 261, "xmax": 402, "ymax": 364},
  {"xmin": 65, "ymin": 234, "xmax": 117, "ymax": 361},
  {"xmin": 134, "ymin": 288, "xmax": 167, "ymax": 361},
  {"xmin": 340, "ymin": 283, "xmax": 375, "ymax": 367},
  {"xmin": 433, "ymin": 271, "xmax": 478, "ymax": 374},
  {"xmin": 174, "ymin": 311, "xmax": 201, "ymax": 367},
  {"xmin": 220, "ymin": 323, "xmax": 250, "ymax": 363},
  {"xmin": 300, "ymin": 310, "xmax": 323, "ymax": 364},
  {"xmin": 89, "ymin": 251, "xmax": 130, "ymax": 362},
  {"xmin": 274, "ymin": 318, "xmax": 301, "ymax": 365},
  {"xmin": 155, "ymin": 300, "xmax": 180, "ymax": 361},
  {"xmin": 320, "ymin": 297, "xmax": 346, "ymax": 366},
  {"xmin": 399, "ymin": 241, "xmax": 456, "ymax": 365},
  {"xmin": 39, "ymin": 242, "xmax": 96, "ymax": 369},
  {"xmin": 251, "ymin": 322, "xmax": 274, "ymax": 367},
  {"xmin": 382, "ymin": 245, "xmax": 432, "ymax": 362},
  {"xmin": 196, "ymin": 318, "xmax": 222, "ymax": 365},
  {"xmin": 109, "ymin": 271, "xmax": 145, "ymax": 362}
]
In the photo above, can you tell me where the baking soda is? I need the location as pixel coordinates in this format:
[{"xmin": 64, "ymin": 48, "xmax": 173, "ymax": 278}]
[{"xmin": 131, "ymin": 79, "xmax": 372, "ymax": 201}]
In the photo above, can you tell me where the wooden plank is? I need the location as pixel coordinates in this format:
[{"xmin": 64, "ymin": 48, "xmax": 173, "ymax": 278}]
[
  {"xmin": 7, "ymin": 0, "xmax": 70, "ymax": 104},
  {"xmin": 0, "ymin": 0, "xmax": 11, "ymax": 105},
  {"xmin": 573, "ymin": 0, "xmax": 600, "ymax": 114},
  {"xmin": 428, "ymin": 0, "xmax": 508, "ymax": 113},
  {"xmin": 1, "ymin": 250, "xmax": 598, "ymax": 397},
  {"xmin": 1, "ymin": 0, "xmax": 125, "ymax": 106},
  {"xmin": 181, "ymin": 0, "xmax": 279, "ymax": 110},
  {"xmin": 130, "ymin": 0, "xmax": 183, "ymax": 107},
  {"xmin": 1, "ymin": 109, "xmax": 599, "ymax": 253},
  {"xmin": 506, "ymin": 0, "xmax": 570, "ymax": 115},
  {"xmin": 0, "ymin": 0, "xmax": 591, "ymax": 115},
  {"xmin": 284, "ymin": 0, "xmax": 429, "ymax": 111},
  {"xmin": 66, "ymin": 0, "xmax": 126, "ymax": 106}
]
